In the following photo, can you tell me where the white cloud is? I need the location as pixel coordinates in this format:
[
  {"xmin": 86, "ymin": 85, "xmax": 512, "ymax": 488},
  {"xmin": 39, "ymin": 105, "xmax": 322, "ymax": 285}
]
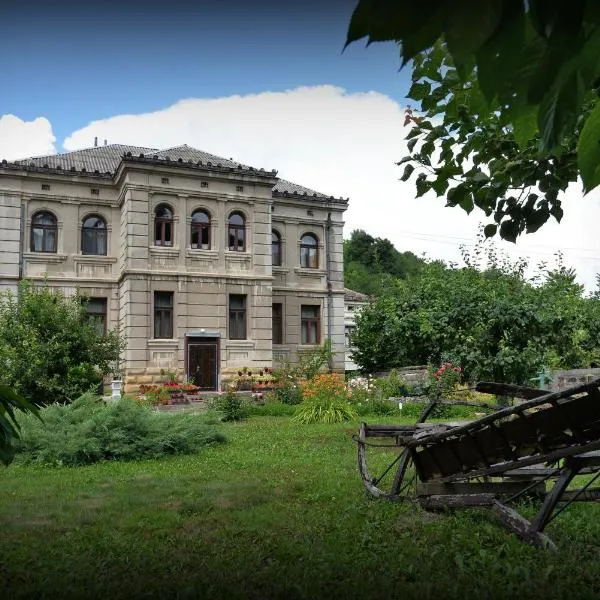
[
  {"xmin": 63, "ymin": 85, "xmax": 600, "ymax": 290},
  {"xmin": 0, "ymin": 114, "xmax": 56, "ymax": 161}
]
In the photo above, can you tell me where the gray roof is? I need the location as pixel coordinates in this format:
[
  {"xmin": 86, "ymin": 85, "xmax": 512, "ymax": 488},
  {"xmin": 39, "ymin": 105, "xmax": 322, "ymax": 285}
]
[
  {"xmin": 344, "ymin": 288, "xmax": 370, "ymax": 303},
  {"xmin": 4, "ymin": 143, "xmax": 347, "ymax": 203}
]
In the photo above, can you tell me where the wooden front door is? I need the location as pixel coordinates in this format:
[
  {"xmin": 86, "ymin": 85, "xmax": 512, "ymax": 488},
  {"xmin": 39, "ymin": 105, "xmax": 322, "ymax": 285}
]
[{"xmin": 187, "ymin": 341, "xmax": 218, "ymax": 391}]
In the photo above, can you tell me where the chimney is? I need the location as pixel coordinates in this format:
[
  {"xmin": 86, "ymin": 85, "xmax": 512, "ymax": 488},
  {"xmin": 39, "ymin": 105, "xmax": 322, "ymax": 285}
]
[
  {"xmin": 94, "ymin": 137, "xmax": 98, "ymax": 147},
  {"xmin": 104, "ymin": 139, "xmax": 107, "ymax": 146}
]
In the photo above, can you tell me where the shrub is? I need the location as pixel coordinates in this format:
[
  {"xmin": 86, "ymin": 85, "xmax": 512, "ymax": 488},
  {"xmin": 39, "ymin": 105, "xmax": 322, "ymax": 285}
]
[
  {"xmin": 372, "ymin": 369, "xmax": 410, "ymax": 399},
  {"xmin": 293, "ymin": 373, "xmax": 357, "ymax": 424},
  {"xmin": 0, "ymin": 281, "xmax": 125, "ymax": 405},
  {"xmin": 209, "ymin": 391, "xmax": 249, "ymax": 422},
  {"xmin": 426, "ymin": 361, "xmax": 463, "ymax": 400},
  {"xmin": 13, "ymin": 393, "xmax": 225, "ymax": 466}
]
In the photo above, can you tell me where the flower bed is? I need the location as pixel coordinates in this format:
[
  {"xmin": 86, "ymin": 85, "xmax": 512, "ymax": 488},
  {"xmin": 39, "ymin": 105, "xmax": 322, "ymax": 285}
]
[{"xmin": 138, "ymin": 382, "xmax": 200, "ymax": 406}]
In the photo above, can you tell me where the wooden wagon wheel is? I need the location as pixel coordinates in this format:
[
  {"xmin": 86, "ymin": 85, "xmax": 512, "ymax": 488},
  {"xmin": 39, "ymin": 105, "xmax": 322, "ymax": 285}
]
[{"xmin": 357, "ymin": 402, "xmax": 438, "ymax": 500}]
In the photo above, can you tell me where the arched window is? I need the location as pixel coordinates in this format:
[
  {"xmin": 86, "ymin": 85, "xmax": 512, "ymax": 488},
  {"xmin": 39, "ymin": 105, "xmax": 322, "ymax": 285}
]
[
  {"xmin": 272, "ymin": 229, "xmax": 282, "ymax": 266},
  {"xmin": 31, "ymin": 211, "xmax": 57, "ymax": 253},
  {"xmin": 228, "ymin": 212, "xmax": 245, "ymax": 252},
  {"xmin": 81, "ymin": 215, "xmax": 107, "ymax": 255},
  {"xmin": 191, "ymin": 210, "xmax": 211, "ymax": 249},
  {"xmin": 300, "ymin": 233, "xmax": 318, "ymax": 268},
  {"xmin": 154, "ymin": 204, "xmax": 173, "ymax": 247}
]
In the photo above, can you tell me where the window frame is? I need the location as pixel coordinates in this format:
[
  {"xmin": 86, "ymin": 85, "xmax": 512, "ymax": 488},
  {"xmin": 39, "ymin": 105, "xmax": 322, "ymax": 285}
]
[
  {"xmin": 154, "ymin": 204, "xmax": 174, "ymax": 247},
  {"xmin": 154, "ymin": 291, "xmax": 174, "ymax": 339},
  {"xmin": 190, "ymin": 209, "xmax": 211, "ymax": 250},
  {"xmin": 227, "ymin": 212, "xmax": 246, "ymax": 252},
  {"xmin": 272, "ymin": 302, "xmax": 283, "ymax": 345},
  {"xmin": 272, "ymin": 229, "xmax": 282, "ymax": 267},
  {"xmin": 300, "ymin": 233, "xmax": 319, "ymax": 268},
  {"xmin": 81, "ymin": 214, "xmax": 108, "ymax": 256},
  {"xmin": 229, "ymin": 294, "xmax": 247, "ymax": 340},
  {"xmin": 30, "ymin": 211, "xmax": 58, "ymax": 253},
  {"xmin": 83, "ymin": 297, "xmax": 107, "ymax": 334},
  {"xmin": 301, "ymin": 305, "xmax": 320, "ymax": 345}
]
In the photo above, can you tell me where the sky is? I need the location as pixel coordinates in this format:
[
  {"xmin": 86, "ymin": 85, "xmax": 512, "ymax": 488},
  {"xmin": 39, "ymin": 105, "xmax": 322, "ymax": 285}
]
[{"xmin": 2, "ymin": 0, "xmax": 600, "ymax": 291}]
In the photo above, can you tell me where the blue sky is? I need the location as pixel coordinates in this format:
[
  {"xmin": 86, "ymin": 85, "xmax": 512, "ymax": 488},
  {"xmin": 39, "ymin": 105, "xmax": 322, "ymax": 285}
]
[
  {"xmin": 2, "ymin": 0, "xmax": 599, "ymax": 289},
  {"xmin": 1, "ymin": 0, "xmax": 409, "ymax": 150}
]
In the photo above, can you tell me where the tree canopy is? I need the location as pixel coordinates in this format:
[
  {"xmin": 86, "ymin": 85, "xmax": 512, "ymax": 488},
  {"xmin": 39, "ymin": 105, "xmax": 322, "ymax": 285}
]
[
  {"xmin": 344, "ymin": 229, "xmax": 427, "ymax": 295},
  {"xmin": 345, "ymin": 1, "xmax": 600, "ymax": 241},
  {"xmin": 350, "ymin": 247, "xmax": 600, "ymax": 384}
]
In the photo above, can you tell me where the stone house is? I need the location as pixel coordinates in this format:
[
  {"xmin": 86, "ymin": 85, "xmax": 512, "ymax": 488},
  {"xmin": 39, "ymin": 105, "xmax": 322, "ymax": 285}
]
[{"xmin": 0, "ymin": 143, "xmax": 348, "ymax": 392}]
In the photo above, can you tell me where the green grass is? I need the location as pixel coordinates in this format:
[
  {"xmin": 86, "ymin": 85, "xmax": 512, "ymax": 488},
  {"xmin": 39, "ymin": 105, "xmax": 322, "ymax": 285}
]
[{"xmin": 2, "ymin": 415, "xmax": 600, "ymax": 599}]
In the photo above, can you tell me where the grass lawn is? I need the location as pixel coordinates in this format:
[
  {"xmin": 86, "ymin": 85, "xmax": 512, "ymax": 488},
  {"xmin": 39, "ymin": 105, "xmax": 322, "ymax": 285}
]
[{"xmin": 2, "ymin": 415, "xmax": 600, "ymax": 599}]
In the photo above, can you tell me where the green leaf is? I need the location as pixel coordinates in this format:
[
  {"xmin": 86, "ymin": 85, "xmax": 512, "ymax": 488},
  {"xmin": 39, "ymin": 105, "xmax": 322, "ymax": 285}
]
[
  {"xmin": 538, "ymin": 69, "xmax": 584, "ymax": 151},
  {"xmin": 578, "ymin": 102, "xmax": 600, "ymax": 193},
  {"xmin": 400, "ymin": 164, "xmax": 415, "ymax": 181},
  {"xmin": 510, "ymin": 104, "xmax": 539, "ymax": 147},
  {"xmin": 407, "ymin": 81, "xmax": 432, "ymax": 100},
  {"xmin": 446, "ymin": 184, "xmax": 467, "ymax": 208},
  {"xmin": 499, "ymin": 219, "xmax": 519, "ymax": 243},
  {"xmin": 415, "ymin": 174, "xmax": 432, "ymax": 198},
  {"xmin": 443, "ymin": 0, "xmax": 503, "ymax": 66},
  {"xmin": 484, "ymin": 224, "xmax": 498, "ymax": 238}
]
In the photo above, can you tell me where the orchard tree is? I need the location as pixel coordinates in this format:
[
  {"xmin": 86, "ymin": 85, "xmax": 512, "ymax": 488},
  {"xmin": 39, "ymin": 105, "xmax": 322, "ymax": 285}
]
[{"xmin": 345, "ymin": 1, "xmax": 600, "ymax": 241}]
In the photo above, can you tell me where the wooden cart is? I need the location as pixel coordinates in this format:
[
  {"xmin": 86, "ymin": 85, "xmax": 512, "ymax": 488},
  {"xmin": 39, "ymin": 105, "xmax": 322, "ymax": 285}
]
[{"xmin": 356, "ymin": 379, "xmax": 600, "ymax": 548}]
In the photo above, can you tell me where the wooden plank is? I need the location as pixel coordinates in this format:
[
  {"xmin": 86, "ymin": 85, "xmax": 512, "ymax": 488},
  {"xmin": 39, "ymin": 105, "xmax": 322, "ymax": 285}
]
[
  {"xmin": 439, "ymin": 438, "xmax": 600, "ymax": 482},
  {"xmin": 491, "ymin": 501, "xmax": 556, "ymax": 549},
  {"xmin": 417, "ymin": 480, "xmax": 544, "ymax": 497},
  {"xmin": 408, "ymin": 378, "xmax": 600, "ymax": 449},
  {"xmin": 476, "ymin": 382, "xmax": 547, "ymax": 400}
]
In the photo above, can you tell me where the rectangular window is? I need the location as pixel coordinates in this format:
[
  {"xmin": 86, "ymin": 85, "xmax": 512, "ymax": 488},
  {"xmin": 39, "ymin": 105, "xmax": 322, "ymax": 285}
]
[
  {"xmin": 84, "ymin": 297, "xmax": 107, "ymax": 334},
  {"xmin": 272, "ymin": 303, "xmax": 283, "ymax": 345},
  {"xmin": 301, "ymin": 305, "xmax": 320, "ymax": 345},
  {"xmin": 229, "ymin": 294, "xmax": 247, "ymax": 340},
  {"xmin": 154, "ymin": 292, "xmax": 174, "ymax": 339}
]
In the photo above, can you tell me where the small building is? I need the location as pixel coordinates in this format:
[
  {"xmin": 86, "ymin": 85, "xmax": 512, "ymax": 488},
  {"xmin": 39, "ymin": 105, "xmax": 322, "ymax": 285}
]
[
  {"xmin": 0, "ymin": 143, "xmax": 349, "ymax": 392},
  {"xmin": 344, "ymin": 288, "xmax": 369, "ymax": 371}
]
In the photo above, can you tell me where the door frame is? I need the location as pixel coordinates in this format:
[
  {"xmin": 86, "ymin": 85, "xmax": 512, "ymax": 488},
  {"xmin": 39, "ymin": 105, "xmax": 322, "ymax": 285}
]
[{"xmin": 184, "ymin": 332, "xmax": 221, "ymax": 391}]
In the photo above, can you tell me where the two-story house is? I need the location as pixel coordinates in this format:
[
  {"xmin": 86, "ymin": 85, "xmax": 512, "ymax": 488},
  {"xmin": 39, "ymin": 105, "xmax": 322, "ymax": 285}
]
[{"xmin": 0, "ymin": 143, "xmax": 348, "ymax": 392}]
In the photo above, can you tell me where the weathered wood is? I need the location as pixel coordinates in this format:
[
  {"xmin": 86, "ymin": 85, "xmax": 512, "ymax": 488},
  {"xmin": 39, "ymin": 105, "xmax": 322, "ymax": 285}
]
[
  {"xmin": 357, "ymin": 422, "xmax": 391, "ymax": 499},
  {"xmin": 491, "ymin": 501, "xmax": 556, "ymax": 550},
  {"xmin": 561, "ymin": 488, "xmax": 600, "ymax": 502},
  {"xmin": 410, "ymin": 378, "xmax": 600, "ymax": 449},
  {"xmin": 416, "ymin": 480, "xmax": 545, "ymax": 497},
  {"xmin": 356, "ymin": 377, "xmax": 600, "ymax": 548},
  {"xmin": 476, "ymin": 381, "xmax": 548, "ymax": 400},
  {"xmin": 530, "ymin": 468, "xmax": 575, "ymax": 532},
  {"xmin": 439, "ymin": 438, "xmax": 600, "ymax": 482}
]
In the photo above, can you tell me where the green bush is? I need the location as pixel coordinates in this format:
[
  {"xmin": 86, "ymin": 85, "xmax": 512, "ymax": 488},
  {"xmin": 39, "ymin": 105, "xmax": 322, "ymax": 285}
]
[
  {"xmin": 293, "ymin": 374, "xmax": 357, "ymax": 424},
  {"xmin": 13, "ymin": 394, "xmax": 225, "ymax": 466},
  {"xmin": 0, "ymin": 281, "xmax": 125, "ymax": 405},
  {"xmin": 355, "ymin": 399, "xmax": 401, "ymax": 417},
  {"xmin": 209, "ymin": 391, "xmax": 249, "ymax": 422}
]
